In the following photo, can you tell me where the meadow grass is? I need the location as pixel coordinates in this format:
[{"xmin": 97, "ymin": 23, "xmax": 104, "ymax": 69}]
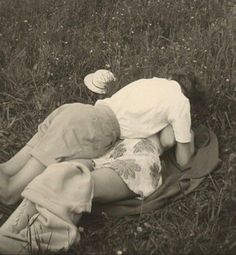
[{"xmin": 0, "ymin": 0, "xmax": 235, "ymax": 254}]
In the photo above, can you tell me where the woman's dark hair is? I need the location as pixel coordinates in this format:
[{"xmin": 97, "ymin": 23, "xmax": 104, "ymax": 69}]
[{"xmin": 168, "ymin": 68, "xmax": 206, "ymax": 105}]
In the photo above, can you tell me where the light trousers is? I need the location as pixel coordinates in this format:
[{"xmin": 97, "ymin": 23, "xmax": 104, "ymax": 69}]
[{"xmin": 0, "ymin": 162, "xmax": 94, "ymax": 254}]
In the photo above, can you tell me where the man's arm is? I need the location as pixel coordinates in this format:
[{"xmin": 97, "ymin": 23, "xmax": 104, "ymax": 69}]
[{"xmin": 175, "ymin": 130, "xmax": 195, "ymax": 166}]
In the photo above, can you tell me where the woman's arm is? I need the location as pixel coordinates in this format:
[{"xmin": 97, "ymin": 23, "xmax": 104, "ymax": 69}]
[
  {"xmin": 159, "ymin": 125, "xmax": 195, "ymax": 166},
  {"xmin": 175, "ymin": 130, "xmax": 195, "ymax": 166}
]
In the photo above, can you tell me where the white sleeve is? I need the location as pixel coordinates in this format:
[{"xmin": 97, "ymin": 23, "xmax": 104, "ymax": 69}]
[{"xmin": 169, "ymin": 98, "xmax": 192, "ymax": 143}]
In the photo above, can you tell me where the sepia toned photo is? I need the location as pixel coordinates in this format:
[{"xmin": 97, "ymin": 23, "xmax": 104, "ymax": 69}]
[{"xmin": 0, "ymin": 0, "xmax": 235, "ymax": 254}]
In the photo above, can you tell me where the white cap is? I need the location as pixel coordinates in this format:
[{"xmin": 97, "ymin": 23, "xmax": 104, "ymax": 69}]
[{"xmin": 84, "ymin": 69, "xmax": 116, "ymax": 94}]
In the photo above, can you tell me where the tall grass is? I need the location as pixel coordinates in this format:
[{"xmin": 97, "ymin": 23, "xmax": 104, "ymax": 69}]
[{"xmin": 0, "ymin": 0, "xmax": 235, "ymax": 254}]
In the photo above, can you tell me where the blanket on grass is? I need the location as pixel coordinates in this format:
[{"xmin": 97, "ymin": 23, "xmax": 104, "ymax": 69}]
[
  {"xmin": 92, "ymin": 124, "xmax": 221, "ymax": 217},
  {"xmin": 0, "ymin": 125, "xmax": 220, "ymax": 225}
]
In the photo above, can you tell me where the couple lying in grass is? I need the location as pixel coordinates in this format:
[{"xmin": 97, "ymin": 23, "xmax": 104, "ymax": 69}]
[{"xmin": 0, "ymin": 68, "xmax": 204, "ymax": 254}]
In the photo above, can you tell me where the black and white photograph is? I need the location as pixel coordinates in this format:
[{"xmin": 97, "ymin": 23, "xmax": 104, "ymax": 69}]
[{"xmin": 0, "ymin": 0, "xmax": 235, "ymax": 254}]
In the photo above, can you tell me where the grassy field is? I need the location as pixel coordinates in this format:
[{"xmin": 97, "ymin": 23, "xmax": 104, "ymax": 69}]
[{"xmin": 0, "ymin": 0, "xmax": 235, "ymax": 254}]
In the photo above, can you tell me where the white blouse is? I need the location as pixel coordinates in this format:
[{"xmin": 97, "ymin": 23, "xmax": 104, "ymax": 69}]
[{"xmin": 96, "ymin": 77, "xmax": 191, "ymax": 143}]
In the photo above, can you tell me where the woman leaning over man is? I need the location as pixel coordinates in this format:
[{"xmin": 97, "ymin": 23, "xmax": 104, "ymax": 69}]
[
  {"xmin": 0, "ymin": 68, "xmax": 203, "ymax": 205},
  {"xmin": 0, "ymin": 68, "xmax": 204, "ymax": 254}
]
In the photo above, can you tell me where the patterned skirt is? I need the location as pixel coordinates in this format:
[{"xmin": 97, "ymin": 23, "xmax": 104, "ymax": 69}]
[{"xmin": 94, "ymin": 134, "xmax": 163, "ymax": 199}]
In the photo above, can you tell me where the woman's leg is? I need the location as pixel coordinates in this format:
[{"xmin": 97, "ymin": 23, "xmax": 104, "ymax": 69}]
[
  {"xmin": 0, "ymin": 144, "xmax": 33, "ymax": 177},
  {"xmin": 0, "ymin": 157, "xmax": 45, "ymax": 205},
  {"xmin": 0, "ymin": 163, "xmax": 137, "ymax": 254},
  {"xmin": 92, "ymin": 168, "xmax": 137, "ymax": 203}
]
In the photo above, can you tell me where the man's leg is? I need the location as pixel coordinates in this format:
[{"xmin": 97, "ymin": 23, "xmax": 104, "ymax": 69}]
[
  {"xmin": 0, "ymin": 162, "xmax": 137, "ymax": 254},
  {"xmin": 0, "ymin": 144, "xmax": 33, "ymax": 177},
  {"xmin": 1, "ymin": 162, "xmax": 93, "ymax": 254},
  {"xmin": 0, "ymin": 157, "xmax": 45, "ymax": 205}
]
